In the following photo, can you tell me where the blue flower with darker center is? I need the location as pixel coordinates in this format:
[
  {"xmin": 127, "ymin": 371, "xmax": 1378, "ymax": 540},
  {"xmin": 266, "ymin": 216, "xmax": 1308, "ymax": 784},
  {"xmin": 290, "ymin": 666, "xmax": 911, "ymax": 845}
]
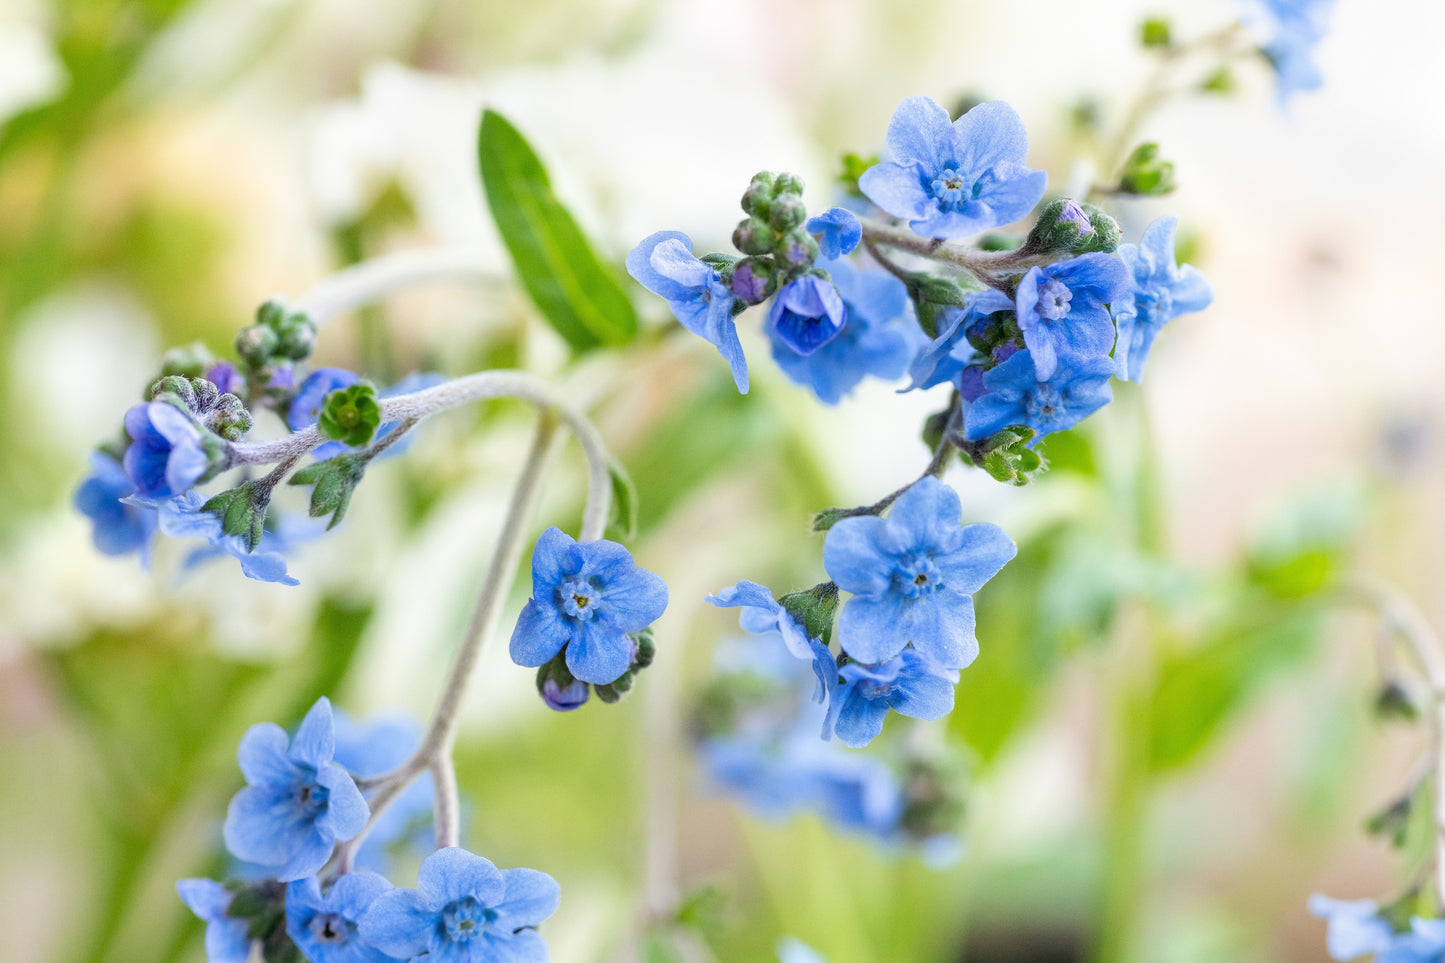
[
  {"xmin": 768, "ymin": 275, "xmax": 848, "ymax": 356},
  {"xmin": 509, "ymin": 527, "xmax": 668, "ymax": 685},
  {"xmin": 963, "ymin": 348, "xmax": 1115, "ymax": 443},
  {"xmin": 1112, "ymin": 216, "xmax": 1214, "ymax": 382},
  {"xmin": 285, "ymin": 871, "xmax": 400, "ymax": 963},
  {"xmin": 75, "ymin": 451, "xmax": 157, "ymax": 562},
  {"xmin": 821, "ymin": 648, "xmax": 960, "ymax": 748},
  {"xmin": 823, "ymin": 476, "xmax": 1016, "ymax": 668},
  {"xmin": 859, "ymin": 97, "xmax": 1047, "ymax": 240},
  {"xmin": 223, "ymin": 696, "xmax": 369, "ymax": 881},
  {"xmin": 442, "ymin": 896, "xmax": 494, "ymax": 941},
  {"xmin": 1015, "ymin": 252, "xmax": 1130, "ymax": 381},
  {"xmin": 122, "ymin": 401, "xmax": 211, "ymax": 498}
]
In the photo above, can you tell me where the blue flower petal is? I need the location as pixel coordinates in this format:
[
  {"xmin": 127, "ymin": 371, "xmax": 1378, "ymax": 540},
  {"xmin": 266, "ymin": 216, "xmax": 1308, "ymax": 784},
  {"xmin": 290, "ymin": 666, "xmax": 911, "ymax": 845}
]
[
  {"xmin": 237, "ymin": 723, "xmax": 294, "ymax": 785},
  {"xmin": 288, "ymin": 696, "xmax": 336, "ymax": 769},
  {"xmin": 315, "ymin": 762, "xmax": 370, "ymax": 842},
  {"xmin": 508, "ymin": 599, "xmax": 568, "ymax": 668},
  {"xmin": 493, "ymin": 867, "xmax": 561, "ymax": 931},
  {"xmin": 821, "ymin": 515, "xmax": 896, "ymax": 598},
  {"xmin": 416, "ymin": 847, "xmax": 506, "ymax": 908},
  {"xmin": 564, "ymin": 619, "xmax": 634, "ymax": 684},
  {"xmin": 935, "ymin": 523, "xmax": 1017, "ymax": 596},
  {"xmin": 358, "ymin": 888, "xmax": 434, "ymax": 959}
]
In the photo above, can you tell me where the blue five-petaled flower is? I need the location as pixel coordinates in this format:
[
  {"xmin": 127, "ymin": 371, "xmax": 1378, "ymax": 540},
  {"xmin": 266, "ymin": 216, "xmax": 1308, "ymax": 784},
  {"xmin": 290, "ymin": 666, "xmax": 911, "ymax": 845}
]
[
  {"xmin": 286, "ymin": 872, "xmax": 402, "ymax": 963},
  {"xmin": 1015, "ymin": 252, "xmax": 1131, "ymax": 381},
  {"xmin": 707, "ymin": 579, "xmax": 839, "ymax": 704},
  {"xmin": 859, "ymin": 97, "xmax": 1048, "ymax": 240},
  {"xmin": 822, "ymin": 647, "xmax": 959, "ymax": 748},
  {"xmin": 963, "ymin": 348, "xmax": 1115, "ymax": 444},
  {"xmin": 359, "ymin": 847, "xmax": 560, "ymax": 963},
  {"xmin": 176, "ymin": 878, "xmax": 252, "ymax": 963},
  {"xmin": 627, "ymin": 231, "xmax": 746, "ymax": 392},
  {"xmin": 223, "ymin": 696, "xmax": 369, "ymax": 881},
  {"xmin": 74, "ymin": 451, "xmax": 157, "ymax": 561},
  {"xmin": 509, "ymin": 526, "xmax": 668, "ymax": 685},
  {"xmin": 805, "ymin": 207, "xmax": 862, "ymax": 260},
  {"xmin": 823, "ymin": 476, "xmax": 1016, "ymax": 668},
  {"xmin": 123, "ymin": 401, "xmax": 210, "ymax": 498},
  {"xmin": 1112, "ymin": 216, "xmax": 1214, "ymax": 383},
  {"xmin": 767, "ymin": 274, "xmax": 848, "ymax": 357},
  {"xmin": 143, "ymin": 491, "xmax": 300, "ymax": 585}
]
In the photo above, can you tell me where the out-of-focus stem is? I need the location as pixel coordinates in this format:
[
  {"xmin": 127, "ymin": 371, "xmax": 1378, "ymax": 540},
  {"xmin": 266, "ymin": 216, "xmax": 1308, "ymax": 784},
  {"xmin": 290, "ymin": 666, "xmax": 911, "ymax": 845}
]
[{"xmin": 292, "ymin": 248, "xmax": 496, "ymax": 327}]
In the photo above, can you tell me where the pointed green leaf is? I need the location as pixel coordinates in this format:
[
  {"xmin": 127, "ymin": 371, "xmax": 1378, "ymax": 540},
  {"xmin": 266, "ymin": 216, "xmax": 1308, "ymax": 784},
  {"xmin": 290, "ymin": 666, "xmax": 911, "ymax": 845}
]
[{"xmin": 605, "ymin": 458, "xmax": 639, "ymax": 541}]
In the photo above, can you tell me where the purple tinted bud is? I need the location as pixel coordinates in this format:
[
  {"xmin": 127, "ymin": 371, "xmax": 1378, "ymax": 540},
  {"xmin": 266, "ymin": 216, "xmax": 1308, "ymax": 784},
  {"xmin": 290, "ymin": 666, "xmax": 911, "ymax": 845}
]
[
  {"xmin": 958, "ymin": 364, "xmax": 988, "ymax": 402},
  {"xmin": 992, "ymin": 341, "xmax": 1019, "ymax": 364},
  {"xmin": 269, "ymin": 363, "xmax": 296, "ymax": 392},
  {"xmin": 730, "ymin": 260, "xmax": 772, "ymax": 303},
  {"xmin": 205, "ymin": 361, "xmax": 246, "ymax": 397},
  {"xmin": 1058, "ymin": 199, "xmax": 1094, "ymax": 236},
  {"xmin": 541, "ymin": 678, "xmax": 590, "ymax": 712}
]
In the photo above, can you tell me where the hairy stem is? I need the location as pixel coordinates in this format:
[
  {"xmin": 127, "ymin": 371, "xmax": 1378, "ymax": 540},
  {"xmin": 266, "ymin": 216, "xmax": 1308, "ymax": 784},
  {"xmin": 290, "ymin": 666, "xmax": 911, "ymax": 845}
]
[
  {"xmin": 292, "ymin": 248, "xmax": 497, "ymax": 327},
  {"xmin": 859, "ymin": 218, "xmax": 1047, "ymax": 288}
]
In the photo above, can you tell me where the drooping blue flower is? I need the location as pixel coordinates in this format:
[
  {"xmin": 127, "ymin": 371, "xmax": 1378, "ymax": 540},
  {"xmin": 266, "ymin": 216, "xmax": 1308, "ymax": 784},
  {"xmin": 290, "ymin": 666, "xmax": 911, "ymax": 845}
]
[
  {"xmin": 223, "ymin": 696, "xmax": 369, "ymax": 881},
  {"xmin": 904, "ymin": 288, "xmax": 1014, "ymax": 391},
  {"xmin": 176, "ymin": 878, "xmax": 252, "ymax": 963},
  {"xmin": 627, "ymin": 230, "xmax": 746, "ymax": 392},
  {"xmin": 769, "ymin": 259, "xmax": 927, "ymax": 404},
  {"xmin": 509, "ymin": 527, "xmax": 668, "ymax": 685},
  {"xmin": 286, "ymin": 872, "xmax": 402, "ymax": 963},
  {"xmin": 75, "ymin": 451, "xmax": 157, "ymax": 561},
  {"xmin": 767, "ymin": 275, "xmax": 847, "ymax": 357},
  {"xmin": 1015, "ymin": 253, "xmax": 1131, "ymax": 381},
  {"xmin": 858, "ymin": 97, "xmax": 1048, "ymax": 240},
  {"xmin": 141, "ymin": 491, "xmax": 300, "ymax": 585},
  {"xmin": 312, "ymin": 371, "xmax": 447, "ymax": 460},
  {"xmin": 1112, "ymin": 216, "xmax": 1214, "ymax": 383},
  {"xmin": 289, "ymin": 367, "xmax": 362, "ymax": 432},
  {"xmin": 707, "ymin": 580, "xmax": 839, "ymax": 703},
  {"xmin": 824, "ymin": 476, "xmax": 1015, "ymax": 668},
  {"xmin": 963, "ymin": 348, "xmax": 1115, "ymax": 443},
  {"xmin": 358, "ymin": 847, "xmax": 560, "ymax": 963},
  {"xmin": 332, "ymin": 713, "xmax": 434, "ymax": 873},
  {"xmin": 122, "ymin": 401, "xmax": 210, "ymax": 498},
  {"xmin": 823, "ymin": 648, "xmax": 959, "ymax": 748},
  {"xmin": 541, "ymin": 677, "xmax": 591, "ymax": 711},
  {"xmin": 1244, "ymin": 0, "xmax": 1334, "ymax": 102},
  {"xmin": 805, "ymin": 208, "xmax": 862, "ymax": 259}
]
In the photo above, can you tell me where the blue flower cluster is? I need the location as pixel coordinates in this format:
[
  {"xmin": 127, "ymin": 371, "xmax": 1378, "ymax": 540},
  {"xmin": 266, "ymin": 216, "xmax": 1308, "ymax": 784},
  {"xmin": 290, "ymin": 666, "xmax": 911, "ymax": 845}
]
[
  {"xmin": 179, "ymin": 697, "xmax": 559, "ymax": 962},
  {"xmin": 1310, "ymin": 894, "xmax": 1445, "ymax": 962}
]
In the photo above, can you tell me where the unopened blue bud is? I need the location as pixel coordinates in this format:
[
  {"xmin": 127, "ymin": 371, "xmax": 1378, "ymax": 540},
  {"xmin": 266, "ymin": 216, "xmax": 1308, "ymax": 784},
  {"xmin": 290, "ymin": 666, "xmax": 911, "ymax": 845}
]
[
  {"xmin": 730, "ymin": 258, "xmax": 776, "ymax": 303},
  {"xmin": 541, "ymin": 677, "xmax": 590, "ymax": 712}
]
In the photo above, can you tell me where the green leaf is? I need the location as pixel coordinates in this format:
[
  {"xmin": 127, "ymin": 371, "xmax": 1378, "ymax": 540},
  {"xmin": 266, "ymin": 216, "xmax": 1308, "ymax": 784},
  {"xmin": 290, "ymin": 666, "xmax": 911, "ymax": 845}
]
[
  {"xmin": 605, "ymin": 458, "xmax": 639, "ymax": 541},
  {"xmin": 289, "ymin": 455, "xmax": 366, "ymax": 529},
  {"xmin": 478, "ymin": 110, "xmax": 637, "ymax": 351}
]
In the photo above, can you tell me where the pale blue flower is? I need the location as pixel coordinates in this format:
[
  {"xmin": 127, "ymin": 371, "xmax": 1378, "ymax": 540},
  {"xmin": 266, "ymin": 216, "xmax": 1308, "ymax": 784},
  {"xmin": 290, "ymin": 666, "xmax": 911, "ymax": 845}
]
[
  {"xmin": 75, "ymin": 451, "xmax": 156, "ymax": 561},
  {"xmin": 823, "ymin": 648, "xmax": 959, "ymax": 748},
  {"xmin": 805, "ymin": 207, "xmax": 862, "ymax": 259},
  {"xmin": 1015, "ymin": 252, "xmax": 1131, "ymax": 380},
  {"xmin": 1112, "ymin": 216, "xmax": 1214, "ymax": 382},
  {"xmin": 628, "ymin": 230, "xmax": 746, "ymax": 392},
  {"xmin": 963, "ymin": 348, "xmax": 1115, "ymax": 443},
  {"xmin": 176, "ymin": 878, "xmax": 251, "ymax": 963},
  {"xmin": 123, "ymin": 401, "xmax": 209, "ymax": 498},
  {"xmin": 767, "ymin": 275, "xmax": 847, "ymax": 356},
  {"xmin": 286, "ymin": 872, "xmax": 402, "ymax": 963},
  {"xmin": 905, "ymin": 288, "xmax": 1014, "ymax": 391}
]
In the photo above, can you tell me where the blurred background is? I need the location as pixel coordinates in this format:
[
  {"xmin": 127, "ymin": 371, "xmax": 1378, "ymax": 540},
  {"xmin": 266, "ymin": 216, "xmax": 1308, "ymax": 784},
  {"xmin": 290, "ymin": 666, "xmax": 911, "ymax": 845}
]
[{"xmin": 1, "ymin": 0, "xmax": 1442, "ymax": 960}]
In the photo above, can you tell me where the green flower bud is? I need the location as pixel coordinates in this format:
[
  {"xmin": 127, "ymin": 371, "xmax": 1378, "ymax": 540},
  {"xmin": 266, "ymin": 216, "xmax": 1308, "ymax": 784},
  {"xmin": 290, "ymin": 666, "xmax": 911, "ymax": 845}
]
[
  {"xmin": 318, "ymin": 383, "xmax": 382, "ymax": 447},
  {"xmin": 776, "ymin": 229, "xmax": 819, "ymax": 269},
  {"xmin": 236, "ymin": 325, "xmax": 279, "ymax": 368},
  {"xmin": 1117, "ymin": 142, "xmax": 1176, "ymax": 196},
  {"xmin": 741, "ymin": 172, "xmax": 776, "ymax": 216},
  {"xmin": 768, "ymin": 195, "xmax": 807, "ymax": 233},
  {"xmin": 273, "ymin": 313, "xmax": 317, "ymax": 362},
  {"xmin": 159, "ymin": 342, "xmax": 215, "ymax": 379},
  {"xmin": 772, "ymin": 172, "xmax": 804, "ymax": 197},
  {"xmin": 732, "ymin": 217, "xmax": 775, "ymax": 255},
  {"xmin": 778, "ymin": 582, "xmax": 840, "ymax": 647},
  {"xmin": 209, "ymin": 394, "xmax": 254, "ymax": 441}
]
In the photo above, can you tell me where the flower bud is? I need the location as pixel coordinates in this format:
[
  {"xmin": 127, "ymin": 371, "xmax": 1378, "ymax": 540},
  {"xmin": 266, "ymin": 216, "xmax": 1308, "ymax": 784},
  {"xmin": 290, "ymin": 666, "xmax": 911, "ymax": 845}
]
[
  {"xmin": 776, "ymin": 230, "xmax": 819, "ymax": 268},
  {"xmin": 235, "ymin": 325, "xmax": 278, "ymax": 368},
  {"xmin": 209, "ymin": 394, "xmax": 254, "ymax": 441},
  {"xmin": 732, "ymin": 217, "xmax": 774, "ymax": 256},
  {"xmin": 768, "ymin": 196, "xmax": 807, "ymax": 233},
  {"xmin": 772, "ymin": 172, "xmax": 804, "ymax": 197},
  {"xmin": 730, "ymin": 257, "xmax": 777, "ymax": 303},
  {"xmin": 541, "ymin": 677, "xmax": 590, "ymax": 712},
  {"xmin": 741, "ymin": 172, "xmax": 775, "ymax": 216}
]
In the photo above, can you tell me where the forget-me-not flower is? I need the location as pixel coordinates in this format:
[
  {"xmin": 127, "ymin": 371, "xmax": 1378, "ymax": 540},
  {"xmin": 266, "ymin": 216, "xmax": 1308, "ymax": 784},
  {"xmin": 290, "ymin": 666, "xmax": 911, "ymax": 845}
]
[
  {"xmin": 286, "ymin": 872, "xmax": 402, "ymax": 963},
  {"xmin": 509, "ymin": 526, "xmax": 668, "ymax": 685},
  {"xmin": 858, "ymin": 97, "xmax": 1047, "ymax": 240},
  {"xmin": 75, "ymin": 451, "xmax": 157, "ymax": 561},
  {"xmin": 769, "ymin": 259, "xmax": 927, "ymax": 404},
  {"xmin": 1112, "ymin": 216, "xmax": 1214, "ymax": 382},
  {"xmin": 823, "ymin": 648, "xmax": 959, "ymax": 748},
  {"xmin": 767, "ymin": 275, "xmax": 847, "ymax": 356},
  {"xmin": 359, "ymin": 847, "xmax": 560, "ymax": 963},
  {"xmin": 1244, "ymin": 0, "xmax": 1334, "ymax": 102},
  {"xmin": 627, "ymin": 230, "xmax": 746, "ymax": 392},
  {"xmin": 223, "ymin": 696, "xmax": 369, "ymax": 881},
  {"xmin": 963, "ymin": 348, "xmax": 1115, "ymax": 443},
  {"xmin": 708, "ymin": 580, "xmax": 839, "ymax": 704},
  {"xmin": 143, "ymin": 491, "xmax": 299, "ymax": 585},
  {"xmin": 176, "ymin": 878, "xmax": 252, "ymax": 963},
  {"xmin": 823, "ymin": 476, "xmax": 1016, "ymax": 668},
  {"xmin": 123, "ymin": 401, "xmax": 210, "ymax": 498},
  {"xmin": 805, "ymin": 207, "xmax": 862, "ymax": 260},
  {"xmin": 905, "ymin": 288, "xmax": 1014, "ymax": 391},
  {"xmin": 1015, "ymin": 252, "xmax": 1131, "ymax": 381},
  {"xmin": 1309, "ymin": 895, "xmax": 1395, "ymax": 960}
]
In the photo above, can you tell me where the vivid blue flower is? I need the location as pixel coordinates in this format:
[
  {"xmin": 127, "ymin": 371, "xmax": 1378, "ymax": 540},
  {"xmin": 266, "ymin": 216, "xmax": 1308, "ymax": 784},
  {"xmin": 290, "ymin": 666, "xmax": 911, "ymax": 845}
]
[
  {"xmin": 289, "ymin": 367, "xmax": 362, "ymax": 432},
  {"xmin": 509, "ymin": 527, "xmax": 668, "ymax": 685},
  {"xmin": 358, "ymin": 847, "xmax": 560, "ymax": 963},
  {"xmin": 823, "ymin": 476, "xmax": 1015, "ymax": 668},
  {"xmin": 332, "ymin": 713, "xmax": 434, "ymax": 873},
  {"xmin": 822, "ymin": 648, "xmax": 959, "ymax": 748},
  {"xmin": 223, "ymin": 696, "xmax": 369, "ymax": 881},
  {"xmin": 1015, "ymin": 253, "xmax": 1131, "ymax": 381},
  {"xmin": 541, "ymin": 677, "xmax": 590, "ymax": 711},
  {"xmin": 286, "ymin": 872, "xmax": 402, "ymax": 963},
  {"xmin": 858, "ymin": 97, "xmax": 1047, "ymax": 240},
  {"xmin": 141, "ymin": 491, "xmax": 299, "ymax": 585},
  {"xmin": 122, "ymin": 401, "xmax": 209, "ymax": 498},
  {"xmin": 627, "ymin": 230, "xmax": 746, "ymax": 393},
  {"xmin": 905, "ymin": 288, "xmax": 1014, "ymax": 391},
  {"xmin": 176, "ymin": 878, "xmax": 251, "ymax": 963},
  {"xmin": 75, "ymin": 451, "xmax": 157, "ymax": 561},
  {"xmin": 313, "ymin": 371, "xmax": 447, "ymax": 460},
  {"xmin": 963, "ymin": 348, "xmax": 1115, "ymax": 443},
  {"xmin": 767, "ymin": 275, "xmax": 847, "ymax": 357},
  {"xmin": 1112, "ymin": 216, "xmax": 1214, "ymax": 383},
  {"xmin": 805, "ymin": 207, "xmax": 862, "ymax": 259},
  {"xmin": 707, "ymin": 580, "xmax": 839, "ymax": 704},
  {"xmin": 769, "ymin": 259, "xmax": 927, "ymax": 404}
]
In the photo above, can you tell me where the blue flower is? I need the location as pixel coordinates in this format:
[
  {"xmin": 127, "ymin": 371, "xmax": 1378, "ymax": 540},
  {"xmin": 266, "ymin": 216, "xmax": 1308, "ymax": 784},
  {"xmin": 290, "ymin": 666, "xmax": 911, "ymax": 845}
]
[
  {"xmin": 1112, "ymin": 216, "xmax": 1214, "ymax": 382},
  {"xmin": 627, "ymin": 231, "xmax": 746, "ymax": 393},
  {"xmin": 205, "ymin": 361, "xmax": 246, "ymax": 397},
  {"xmin": 805, "ymin": 207, "xmax": 862, "ymax": 259},
  {"xmin": 769, "ymin": 259, "xmax": 927, "ymax": 404},
  {"xmin": 541, "ymin": 677, "xmax": 590, "ymax": 711},
  {"xmin": 286, "ymin": 872, "xmax": 402, "ymax": 963},
  {"xmin": 905, "ymin": 288, "xmax": 1014, "ymax": 391},
  {"xmin": 359, "ymin": 847, "xmax": 560, "ymax": 963},
  {"xmin": 823, "ymin": 648, "xmax": 959, "ymax": 748},
  {"xmin": 122, "ymin": 401, "xmax": 210, "ymax": 498},
  {"xmin": 332, "ymin": 713, "xmax": 434, "ymax": 872},
  {"xmin": 223, "ymin": 696, "xmax": 369, "ymax": 881},
  {"xmin": 767, "ymin": 275, "xmax": 847, "ymax": 356},
  {"xmin": 707, "ymin": 580, "xmax": 838, "ymax": 703},
  {"xmin": 1015, "ymin": 252, "xmax": 1131, "ymax": 381},
  {"xmin": 1307, "ymin": 895, "xmax": 1403, "ymax": 960},
  {"xmin": 176, "ymin": 878, "xmax": 251, "ymax": 963},
  {"xmin": 1245, "ymin": 0, "xmax": 1334, "ymax": 102},
  {"xmin": 823, "ymin": 476, "xmax": 1015, "ymax": 668},
  {"xmin": 143, "ymin": 491, "xmax": 300, "ymax": 585},
  {"xmin": 858, "ymin": 97, "xmax": 1047, "ymax": 240},
  {"xmin": 75, "ymin": 452, "xmax": 157, "ymax": 561},
  {"xmin": 962, "ymin": 348, "xmax": 1114, "ymax": 443},
  {"xmin": 289, "ymin": 367, "xmax": 362, "ymax": 431},
  {"xmin": 509, "ymin": 527, "xmax": 668, "ymax": 685}
]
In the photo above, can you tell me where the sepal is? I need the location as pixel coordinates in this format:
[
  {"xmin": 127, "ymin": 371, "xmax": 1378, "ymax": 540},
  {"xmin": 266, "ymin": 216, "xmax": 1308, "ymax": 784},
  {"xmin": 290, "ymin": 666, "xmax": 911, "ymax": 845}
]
[
  {"xmin": 319, "ymin": 383, "xmax": 382, "ymax": 447},
  {"xmin": 288, "ymin": 454, "xmax": 366, "ymax": 529}
]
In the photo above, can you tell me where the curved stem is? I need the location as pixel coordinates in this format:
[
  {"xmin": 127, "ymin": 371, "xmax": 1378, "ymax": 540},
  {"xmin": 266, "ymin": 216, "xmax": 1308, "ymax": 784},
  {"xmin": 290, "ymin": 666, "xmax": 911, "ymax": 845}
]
[
  {"xmin": 431, "ymin": 754, "xmax": 461, "ymax": 851},
  {"xmin": 859, "ymin": 218, "xmax": 1048, "ymax": 288},
  {"xmin": 291, "ymin": 248, "xmax": 496, "ymax": 327}
]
